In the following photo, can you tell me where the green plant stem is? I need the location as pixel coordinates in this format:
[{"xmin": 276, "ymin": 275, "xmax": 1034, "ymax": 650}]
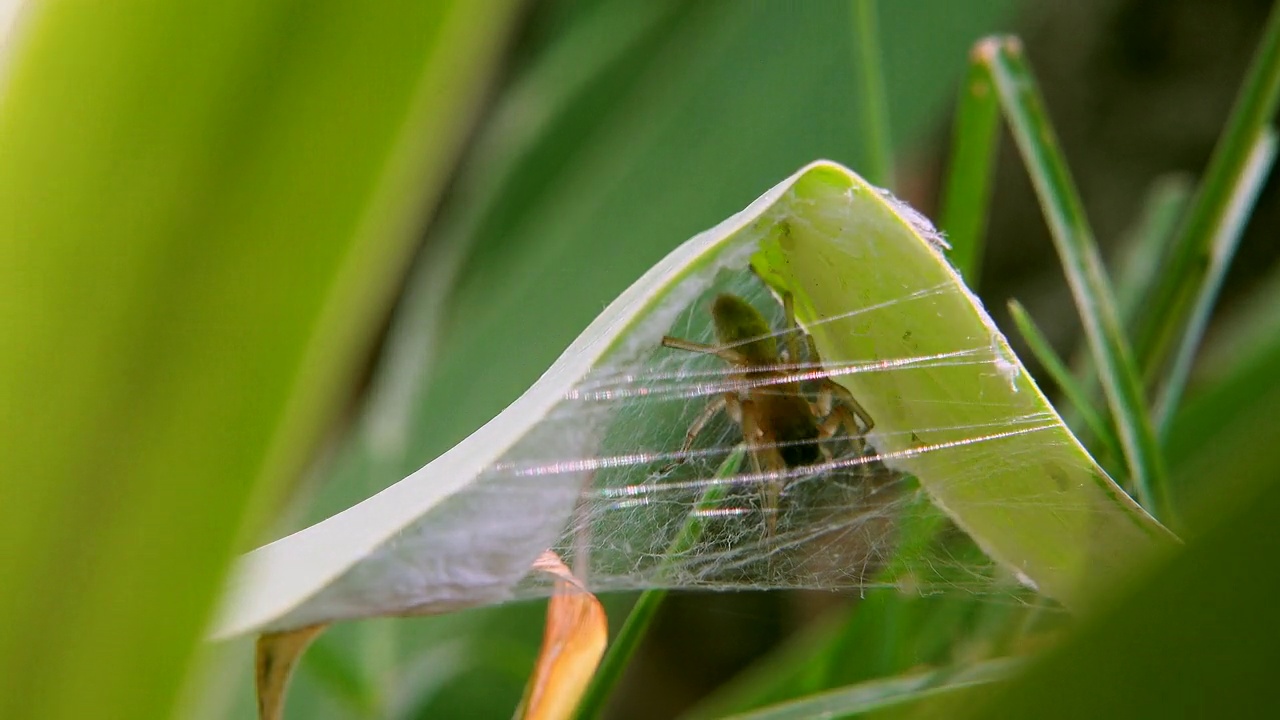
[
  {"xmin": 939, "ymin": 56, "xmax": 1001, "ymax": 286},
  {"xmin": 976, "ymin": 37, "xmax": 1173, "ymax": 524},
  {"xmin": 573, "ymin": 589, "xmax": 666, "ymax": 720},
  {"xmin": 1063, "ymin": 175, "xmax": 1192, "ymax": 446},
  {"xmin": 1114, "ymin": 176, "xmax": 1197, "ymax": 331},
  {"xmin": 1154, "ymin": 128, "xmax": 1277, "ymax": 436},
  {"xmin": 1131, "ymin": 3, "xmax": 1280, "ymax": 381},
  {"xmin": 719, "ymin": 657, "xmax": 1022, "ymax": 720},
  {"xmin": 850, "ymin": 0, "xmax": 894, "ymax": 189},
  {"xmin": 573, "ymin": 448, "xmax": 745, "ymax": 719},
  {"xmin": 1008, "ymin": 301, "xmax": 1125, "ymax": 465}
]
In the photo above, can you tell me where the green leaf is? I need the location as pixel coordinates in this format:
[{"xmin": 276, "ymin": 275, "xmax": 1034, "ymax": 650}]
[
  {"xmin": 216, "ymin": 162, "xmax": 1174, "ymax": 641},
  {"xmin": 279, "ymin": 3, "xmax": 1027, "ymax": 711},
  {"xmin": 966, "ymin": 468, "xmax": 1280, "ymax": 719},
  {"xmin": 752, "ymin": 164, "xmax": 1174, "ymax": 609}
]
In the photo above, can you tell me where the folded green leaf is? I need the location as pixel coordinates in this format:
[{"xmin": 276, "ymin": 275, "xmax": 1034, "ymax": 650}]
[{"xmin": 215, "ymin": 162, "xmax": 1176, "ymax": 639}]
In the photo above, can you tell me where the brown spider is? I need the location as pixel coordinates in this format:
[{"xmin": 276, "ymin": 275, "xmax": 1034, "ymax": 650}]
[{"xmin": 661, "ymin": 291, "xmax": 874, "ymax": 535}]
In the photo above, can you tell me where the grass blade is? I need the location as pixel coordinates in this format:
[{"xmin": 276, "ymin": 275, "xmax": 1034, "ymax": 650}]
[
  {"xmin": 1154, "ymin": 128, "xmax": 1277, "ymax": 435},
  {"xmin": 850, "ymin": 0, "xmax": 894, "ymax": 188},
  {"xmin": 939, "ymin": 56, "xmax": 1001, "ymax": 285},
  {"xmin": 1007, "ymin": 301, "xmax": 1125, "ymax": 466},
  {"xmin": 1062, "ymin": 175, "xmax": 1193, "ymax": 447},
  {"xmin": 719, "ymin": 657, "xmax": 1022, "ymax": 720},
  {"xmin": 1165, "ymin": 267, "xmax": 1280, "ymax": 528},
  {"xmin": 1113, "ymin": 176, "xmax": 1196, "ymax": 331},
  {"xmin": 968, "ymin": 467, "xmax": 1280, "ymax": 720},
  {"xmin": 976, "ymin": 37, "xmax": 1173, "ymax": 523},
  {"xmin": 1131, "ymin": 3, "xmax": 1280, "ymax": 379},
  {"xmin": 573, "ymin": 448, "xmax": 744, "ymax": 720}
]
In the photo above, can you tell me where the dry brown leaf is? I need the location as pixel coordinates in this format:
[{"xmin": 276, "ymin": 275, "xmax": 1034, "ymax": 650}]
[
  {"xmin": 515, "ymin": 551, "xmax": 608, "ymax": 720},
  {"xmin": 255, "ymin": 624, "xmax": 327, "ymax": 720}
]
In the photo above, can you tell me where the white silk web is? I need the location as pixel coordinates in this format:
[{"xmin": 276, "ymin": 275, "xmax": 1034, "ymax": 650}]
[
  {"xmin": 253, "ymin": 194, "xmax": 1100, "ymax": 635},
  {"xmin": 500, "ymin": 268, "xmax": 1052, "ymax": 602}
]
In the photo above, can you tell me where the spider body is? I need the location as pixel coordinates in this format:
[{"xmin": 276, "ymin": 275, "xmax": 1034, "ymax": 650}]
[
  {"xmin": 709, "ymin": 293, "xmax": 823, "ymax": 467},
  {"xmin": 662, "ymin": 292, "xmax": 874, "ymax": 535}
]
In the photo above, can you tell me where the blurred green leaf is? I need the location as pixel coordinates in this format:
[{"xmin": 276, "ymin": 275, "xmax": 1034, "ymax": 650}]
[
  {"xmin": 0, "ymin": 1, "xmax": 520, "ymax": 717},
  {"xmin": 1113, "ymin": 176, "xmax": 1196, "ymax": 335},
  {"xmin": 851, "ymin": 0, "xmax": 894, "ymax": 188},
  {"xmin": 410, "ymin": 0, "xmax": 1022, "ymax": 475},
  {"xmin": 1060, "ymin": 175, "xmax": 1194, "ymax": 444},
  {"xmin": 1165, "ymin": 267, "xmax": 1280, "ymax": 531},
  {"xmin": 965, "ymin": 471, "xmax": 1280, "ymax": 719}
]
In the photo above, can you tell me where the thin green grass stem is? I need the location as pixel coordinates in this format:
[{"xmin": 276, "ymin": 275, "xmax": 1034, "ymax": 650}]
[
  {"xmin": 939, "ymin": 58, "xmax": 1001, "ymax": 286},
  {"xmin": 1008, "ymin": 301, "xmax": 1125, "ymax": 466},
  {"xmin": 1114, "ymin": 176, "xmax": 1198, "ymax": 330},
  {"xmin": 1063, "ymin": 175, "xmax": 1192, "ymax": 444},
  {"xmin": 718, "ymin": 657, "xmax": 1022, "ymax": 720},
  {"xmin": 975, "ymin": 37, "xmax": 1173, "ymax": 525},
  {"xmin": 1155, "ymin": 128, "xmax": 1277, "ymax": 436},
  {"xmin": 1131, "ymin": 4, "xmax": 1280, "ymax": 380},
  {"xmin": 573, "ymin": 448, "xmax": 746, "ymax": 720},
  {"xmin": 850, "ymin": 0, "xmax": 894, "ymax": 189}
]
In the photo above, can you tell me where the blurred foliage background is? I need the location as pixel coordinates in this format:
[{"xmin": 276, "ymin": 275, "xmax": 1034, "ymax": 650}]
[{"xmin": 3, "ymin": 0, "xmax": 1277, "ymax": 718}]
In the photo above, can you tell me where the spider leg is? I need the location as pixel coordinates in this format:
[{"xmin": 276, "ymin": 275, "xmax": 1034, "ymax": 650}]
[
  {"xmin": 816, "ymin": 399, "xmax": 864, "ymax": 451},
  {"xmin": 661, "ymin": 335, "xmax": 746, "ymax": 364},
  {"xmin": 779, "ymin": 293, "xmax": 875, "ymax": 446},
  {"xmin": 739, "ymin": 397, "xmax": 786, "ymax": 538},
  {"xmin": 781, "ymin": 291, "xmax": 805, "ymax": 368},
  {"xmin": 814, "ymin": 379, "xmax": 876, "ymax": 486},
  {"xmin": 662, "ymin": 392, "xmax": 732, "ymax": 472},
  {"xmin": 820, "ymin": 378, "xmax": 874, "ymax": 434},
  {"xmin": 780, "ymin": 290, "xmax": 828, "ymax": 370}
]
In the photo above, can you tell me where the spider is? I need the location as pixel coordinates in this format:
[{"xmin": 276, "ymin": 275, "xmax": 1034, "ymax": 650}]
[{"xmin": 661, "ymin": 291, "xmax": 875, "ymax": 535}]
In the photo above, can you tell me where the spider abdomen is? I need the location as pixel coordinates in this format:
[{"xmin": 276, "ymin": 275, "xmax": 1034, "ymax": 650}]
[{"xmin": 754, "ymin": 386, "xmax": 821, "ymax": 467}]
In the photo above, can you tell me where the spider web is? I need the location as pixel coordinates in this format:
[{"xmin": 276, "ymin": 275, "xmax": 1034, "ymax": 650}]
[
  {"xmin": 492, "ymin": 266, "xmax": 1049, "ymax": 603},
  {"xmin": 250, "ymin": 195, "xmax": 1102, "ymax": 635}
]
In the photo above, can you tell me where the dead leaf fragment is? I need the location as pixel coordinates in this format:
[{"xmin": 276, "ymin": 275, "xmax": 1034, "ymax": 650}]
[
  {"xmin": 255, "ymin": 624, "xmax": 327, "ymax": 720},
  {"xmin": 515, "ymin": 551, "xmax": 608, "ymax": 720}
]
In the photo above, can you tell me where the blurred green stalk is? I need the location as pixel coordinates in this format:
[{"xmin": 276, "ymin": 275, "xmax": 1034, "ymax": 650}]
[
  {"xmin": 939, "ymin": 58, "xmax": 1000, "ymax": 286},
  {"xmin": 851, "ymin": 0, "xmax": 895, "ymax": 189},
  {"xmin": 0, "ymin": 2, "xmax": 520, "ymax": 718}
]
